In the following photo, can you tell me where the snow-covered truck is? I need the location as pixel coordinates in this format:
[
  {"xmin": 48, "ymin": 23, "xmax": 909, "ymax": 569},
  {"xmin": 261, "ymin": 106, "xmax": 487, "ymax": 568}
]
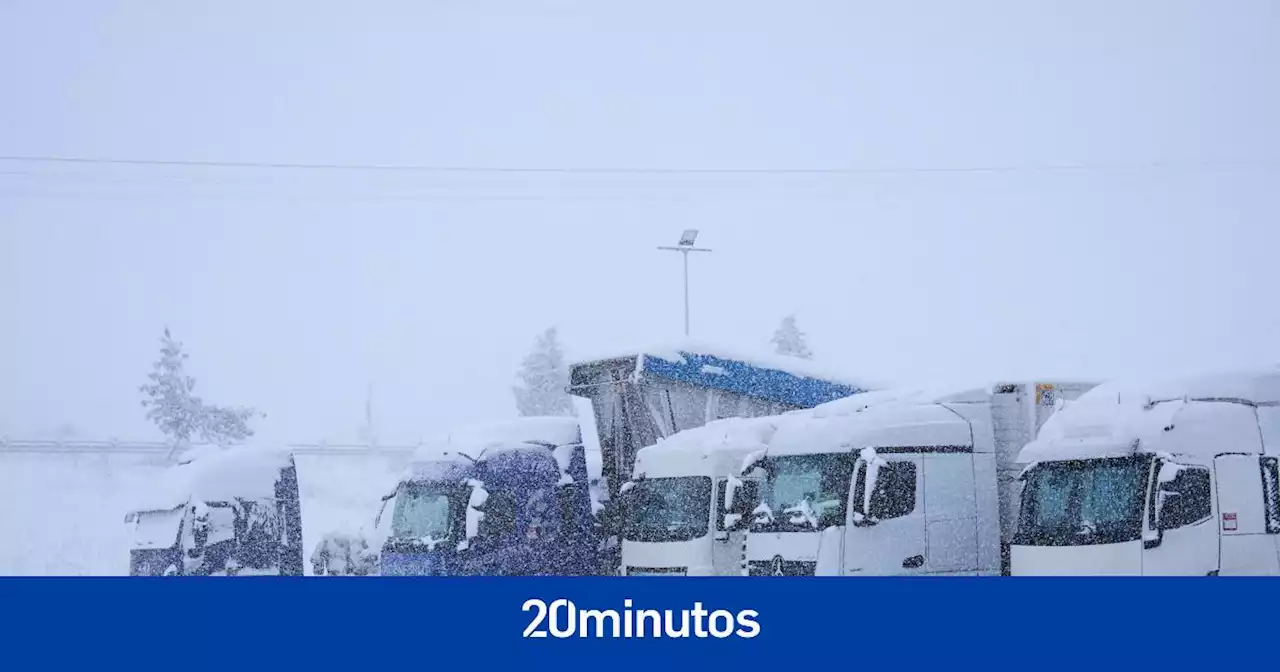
[
  {"xmin": 1012, "ymin": 368, "xmax": 1280, "ymax": 575},
  {"xmin": 741, "ymin": 381, "xmax": 1095, "ymax": 576},
  {"xmin": 618, "ymin": 416, "xmax": 777, "ymax": 576},
  {"xmin": 125, "ymin": 446, "xmax": 304, "ymax": 576},
  {"xmin": 367, "ymin": 417, "xmax": 608, "ymax": 576}
]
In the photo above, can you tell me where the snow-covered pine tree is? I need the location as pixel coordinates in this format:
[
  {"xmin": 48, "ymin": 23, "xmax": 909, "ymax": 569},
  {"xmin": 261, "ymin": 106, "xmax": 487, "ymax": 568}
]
[
  {"xmin": 139, "ymin": 328, "xmax": 206, "ymax": 443},
  {"xmin": 139, "ymin": 327, "xmax": 262, "ymax": 445},
  {"xmin": 200, "ymin": 404, "xmax": 260, "ymax": 444},
  {"xmin": 512, "ymin": 327, "xmax": 574, "ymax": 417},
  {"xmin": 771, "ymin": 314, "xmax": 814, "ymax": 359}
]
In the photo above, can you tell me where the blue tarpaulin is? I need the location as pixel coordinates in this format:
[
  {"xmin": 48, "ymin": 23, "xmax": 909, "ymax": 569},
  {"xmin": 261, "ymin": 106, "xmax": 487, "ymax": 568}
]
[{"xmin": 637, "ymin": 350, "xmax": 867, "ymax": 408}]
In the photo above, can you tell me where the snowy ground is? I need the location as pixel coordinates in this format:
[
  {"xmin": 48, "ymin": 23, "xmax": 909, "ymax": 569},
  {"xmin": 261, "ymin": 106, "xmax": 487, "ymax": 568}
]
[{"xmin": 0, "ymin": 449, "xmax": 407, "ymax": 575}]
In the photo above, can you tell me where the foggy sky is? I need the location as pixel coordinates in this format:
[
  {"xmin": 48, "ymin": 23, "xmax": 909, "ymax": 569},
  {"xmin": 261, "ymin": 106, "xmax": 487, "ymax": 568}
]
[{"xmin": 2, "ymin": 1, "xmax": 1278, "ymax": 444}]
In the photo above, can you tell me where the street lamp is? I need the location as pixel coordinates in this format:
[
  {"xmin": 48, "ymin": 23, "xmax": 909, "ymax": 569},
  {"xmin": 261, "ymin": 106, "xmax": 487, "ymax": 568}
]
[{"xmin": 658, "ymin": 229, "xmax": 713, "ymax": 337}]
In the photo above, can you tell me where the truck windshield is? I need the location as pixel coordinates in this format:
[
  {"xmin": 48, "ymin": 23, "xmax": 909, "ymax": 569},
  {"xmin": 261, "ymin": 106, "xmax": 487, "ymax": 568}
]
[
  {"xmin": 622, "ymin": 476, "xmax": 712, "ymax": 543},
  {"xmin": 754, "ymin": 454, "xmax": 853, "ymax": 532},
  {"xmin": 1016, "ymin": 456, "xmax": 1151, "ymax": 546},
  {"xmin": 391, "ymin": 484, "xmax": 456, "ymax": 541}
]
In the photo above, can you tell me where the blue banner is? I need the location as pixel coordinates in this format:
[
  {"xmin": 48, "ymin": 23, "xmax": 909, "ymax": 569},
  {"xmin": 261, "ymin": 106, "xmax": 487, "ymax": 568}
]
[{"xmin": 1, "ymin": 578, "xmax": 1271, "ymax": 670}]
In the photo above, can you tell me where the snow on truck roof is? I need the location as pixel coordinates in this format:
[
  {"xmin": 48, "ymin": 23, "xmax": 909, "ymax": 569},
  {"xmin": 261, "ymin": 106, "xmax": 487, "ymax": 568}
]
[
  {"xmin": 406, "ymin": 416, "xmax": 582, "ymax": 483},
  {"xmin": 633, "ymin": 416, "xmax": 783, "ymax": 477},
  {"xmin": 809, "ymin": 385, "xmax": 990, "ymax": 417},
  {"xmin": 1021, "ymin": 367, "xmax": 1280, "ymax": 463},
  {"xmin": 132, "ymin": 446, "xmax": 293, "ymax": 513},
  {"xmin": 570, "ymin": 340, "xmax": 881, "ymax": 408},
  {"xmin": 809, "ymin": 380, "xmax": 1098, "ymax": 419},
  {"xmin": 769, "ymin": 402, "xmax": 974, "ymax": 457}
]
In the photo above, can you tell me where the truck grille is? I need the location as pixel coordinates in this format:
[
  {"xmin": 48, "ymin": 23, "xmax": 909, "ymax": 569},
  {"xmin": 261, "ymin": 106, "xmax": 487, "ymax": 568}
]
[
  {"xmin": 748, "ymin": 558, "xmax": 817, "ymax": 576},
  {"xmin": 626, "ymin": 566, "xmax": 687, "ymax": 576}
]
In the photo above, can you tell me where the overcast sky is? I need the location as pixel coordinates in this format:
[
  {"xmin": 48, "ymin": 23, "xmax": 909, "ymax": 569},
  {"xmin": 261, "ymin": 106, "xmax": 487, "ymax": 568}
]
[{"xmin": 2, "ymin": 1, "xmax": 1277, "ymax": 444}]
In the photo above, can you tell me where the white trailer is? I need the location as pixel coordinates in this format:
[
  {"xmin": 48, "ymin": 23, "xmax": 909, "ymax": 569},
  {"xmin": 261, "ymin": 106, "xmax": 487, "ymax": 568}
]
[
  {"xmin": 619, "ymin": 417, "xmax": 777, "ymax": 576},
  {"xmin": 741, "ymin": 381, "xmax": 1095, "ymax": 576},
  {"xmin": 1012, "ymin": 368, "xmax": 1280, "ymax": 575}
]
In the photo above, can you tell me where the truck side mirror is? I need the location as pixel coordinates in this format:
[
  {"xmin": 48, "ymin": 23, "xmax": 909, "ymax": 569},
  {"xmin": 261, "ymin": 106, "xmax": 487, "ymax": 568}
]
[
  {"xmin": 1143, "ymin": 486, "xmax": 1179, "ymax": 549},
  {"xmin": 1155, "ymin": 461, "xmax": 1187, "ymax": 532},
  {"xmin": 373, "ymin": 489, "xmax": 397, "ymax": 530},
  {"xmin": 739, "ymin": 450, "xmax": 767, "ymax": 478},
  {"xmin": 459, "ymin": 479, "xmax": 489, "ymax": 550},
  {"xmin": 1144, "ymin": 460, "xmax": 1187, "ymax": 547},
  {"xmin": 851, "ymin": 449, "xmax": 884, "ymax": 527},
  {"xmin": 724, "ymin": 476, "xmax": 742, "ymax": 513},
  {"xmin": 722, "ymin": 512, "xmax": 743, "ymax": 531}
]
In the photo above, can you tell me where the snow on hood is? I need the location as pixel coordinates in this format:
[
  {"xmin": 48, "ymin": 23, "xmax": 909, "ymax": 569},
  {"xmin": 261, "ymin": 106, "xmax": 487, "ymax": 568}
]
[
  {"xmin": 570, "ymin": 339, "xmax": 884, "ymax": 390},
  {"xmin": 130, "ymin": 506, "xmax": 185, "ymax": 549},
  {"xmin": 632, "ymin": 416, "xmax": 785, "ymax": 478},
  {"xmin": 1021, "ymin": 366, "xmax": 1280, "ymax": 463},
  {"xmin": 405, "ymin": 450, "xmax": 475, "ymax": 484},
  {"xmin": 641, "ymin": 416, "xmax": 784, "ymax": 458},
  {"xmin": 132, "ymin": 446, "xmax": 292, "ymax": 512}
]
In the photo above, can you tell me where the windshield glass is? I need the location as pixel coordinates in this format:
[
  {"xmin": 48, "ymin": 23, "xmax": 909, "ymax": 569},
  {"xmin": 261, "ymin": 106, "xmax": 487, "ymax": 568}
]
[
  {"xmin": 754, "ymin": 454, "xmax": 853, "ymax": 532},
  {"xmin": 622, "ymin": 476, "xmax": 712, "ymax": 543},
  {"xmin": 1016, "ymin": 456, "xmax": 1151, "ymax": 546},
  {"xmin": 391, "ymin": 483, "xmax": 457, "ymax": 541}
]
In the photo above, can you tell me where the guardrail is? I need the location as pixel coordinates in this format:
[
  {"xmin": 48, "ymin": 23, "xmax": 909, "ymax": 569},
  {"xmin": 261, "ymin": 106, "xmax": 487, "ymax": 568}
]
[{"xmin": 0, "ymin": 439, "xmax": 419, "ymax": 458}]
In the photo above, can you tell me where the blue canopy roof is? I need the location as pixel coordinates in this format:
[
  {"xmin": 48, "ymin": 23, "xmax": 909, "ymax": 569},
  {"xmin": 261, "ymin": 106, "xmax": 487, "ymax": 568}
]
[
  {"xmin": 641, "ymin": 350, "xmax": 865, "ymax": 408},
  {"xmin": 622, "ymin": 349, "xmax": 868, "ymax": 408}
]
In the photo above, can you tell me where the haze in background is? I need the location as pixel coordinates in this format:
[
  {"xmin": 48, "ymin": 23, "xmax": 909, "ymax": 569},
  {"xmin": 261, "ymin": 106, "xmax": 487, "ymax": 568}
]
[{"xmin": 2, "ymin": 1, "xmax": 1277, "ymax": 444}]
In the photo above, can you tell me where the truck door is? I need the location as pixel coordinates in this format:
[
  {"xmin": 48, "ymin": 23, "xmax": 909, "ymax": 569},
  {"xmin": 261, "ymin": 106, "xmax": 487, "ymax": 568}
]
[
  {"xmin": 464, "ymin": 489, "xmax": 522, "ymax": 575},
  {"xmin": 843, "ymin": 455, "xmax": 927, "ymax": 576},
  {"xmin": 1213, "ymin": 454, "xmax": 1280, "ymax": 575},
  {"xmin": 521, "ymin": 485, "xmax": 564, "ymax": 575},
  {"xmin": 1142, "ymin": 462, "xmax": 1219, "ymax": 576},
  {"xmin": 922, "ymin": 454, "xmax": 979, "ymax": 575}
]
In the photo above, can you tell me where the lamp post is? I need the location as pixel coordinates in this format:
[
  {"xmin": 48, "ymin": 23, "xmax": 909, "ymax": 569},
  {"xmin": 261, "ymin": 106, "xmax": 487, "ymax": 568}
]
[{"xmin": 657, "ymin": 229, "xmax": 712, "ymax": 337}]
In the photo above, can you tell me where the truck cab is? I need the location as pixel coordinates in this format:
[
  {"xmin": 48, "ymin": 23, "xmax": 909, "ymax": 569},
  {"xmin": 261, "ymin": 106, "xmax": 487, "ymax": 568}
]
[
  {"xmin": 375, "ymin": 450, "xmax": 473, "ymax": 576},
  {"xmin": 126, "ymin": 446, "xmax": 304, "ymax": 576},
  {"xmin": 618, "ymin": 417, "xmax": 773, "ymax": 576},
  {"xmin": 377, "ymin": 417, "xmax": 606, "ymax": 576},
  {"xmin": 1012, "ymin": 369, "xmax": 1280, "ymax": 576},
  {"xmin": 745, "ymin": 396, "xmax": 994, "ymax": 576},
  {"xmin": 743, "ymin": 382, "xmax": 1092, "ymax": 576}
]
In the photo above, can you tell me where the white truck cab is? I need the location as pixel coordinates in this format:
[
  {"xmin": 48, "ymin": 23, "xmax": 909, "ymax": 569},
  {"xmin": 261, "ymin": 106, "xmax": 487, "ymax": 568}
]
[
  {"xmin": 619, "ymin": 417, "xmax": 775, "ymax": 576},
  {"xmin": 1012, "ymin": 369, "xmax": 1280, "ymax": 575},
  {"xmin": 743, "ymin": 382, "xmax": 1094, "ymax": 576}
]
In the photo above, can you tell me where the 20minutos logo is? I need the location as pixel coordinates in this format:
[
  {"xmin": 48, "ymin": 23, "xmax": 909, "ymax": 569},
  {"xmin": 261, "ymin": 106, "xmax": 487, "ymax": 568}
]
[{"xmin": 523, "ymin": 599, "xmax": 760, "ymax": 639}]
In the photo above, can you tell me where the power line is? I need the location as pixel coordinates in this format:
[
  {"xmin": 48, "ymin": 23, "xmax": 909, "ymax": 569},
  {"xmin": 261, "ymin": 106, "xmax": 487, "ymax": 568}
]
[{"xmin": 0, "ymin": 154, "xmax": 1276, "ymax": 176}]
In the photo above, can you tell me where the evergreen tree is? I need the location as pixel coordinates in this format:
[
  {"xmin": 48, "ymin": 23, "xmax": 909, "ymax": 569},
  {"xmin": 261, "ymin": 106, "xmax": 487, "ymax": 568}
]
[
  {"xmin": 512, "ymin": 327, "xmax": 574, "ymax": 417},
  {"xmin": 771, "ymin": 314, "xmax": 814, "ymax": 359},
  {"xmin": 139, "ymin": 328, "xmax": 261, "ymax": 445},
  {"xmin": 139, "ymin": 328, "xmax": 206, "ymax": 443}
]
